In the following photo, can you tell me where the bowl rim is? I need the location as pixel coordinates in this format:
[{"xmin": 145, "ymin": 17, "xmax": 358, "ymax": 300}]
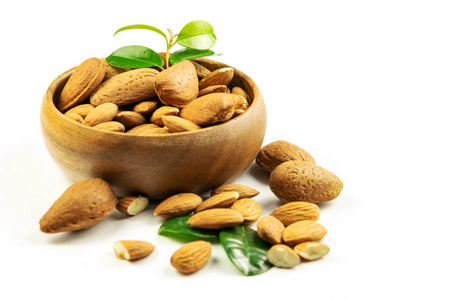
[{"xmin": 43, "ymin": 57, "xmax": 262, "ymax": 138}]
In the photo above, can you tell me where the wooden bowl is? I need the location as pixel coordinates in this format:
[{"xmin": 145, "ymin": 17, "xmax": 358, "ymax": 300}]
[{"xmin": 40, "ymin": 58, "xmax": 267, "ymax": 199}]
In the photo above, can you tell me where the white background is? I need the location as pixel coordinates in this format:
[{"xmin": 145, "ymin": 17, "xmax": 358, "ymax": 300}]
[{"xmin": 1, "ymin": 0, "xmax": 449, "ymax": 299}]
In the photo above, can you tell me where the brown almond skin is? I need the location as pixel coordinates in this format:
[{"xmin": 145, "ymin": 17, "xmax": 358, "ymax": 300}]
[
  {"xmin": 114, "ymin": 111, "xmax": 146, "ymax": 130},
  {"xmin": 187, "ymin": 208, "xmax": 244, "ymax": 229},
  {"xmin": 90, "ymin": 68, "xmax": 159, "ymax": 106},
  {"xmin": 270, "ymin": 161, "xmax": 343, "ymax": 204},
  {"xmin": 155, "ymin": 60, "xmax": 199, "ymax": 108},
  {"xmin": 198, "ymin": 67, "xmax": 234, "ymax": 90},
  {"xmin": 162, "ymin": 115, "xmax": 202, "ymax": 133},
  {"xmin": 256, "ymin": 215, "xmax": 285, "ymax": 245},
  {"xmin": 256, "ymin": 140, "xmax": 316, "ymax": 172},
  {"xmin": 154, "ymin": 193, "xmax": 203, "ymax": 218},
  {"xmin": 170, "ymin": 240, "xmax": 211, "ymax": 274},
  {"xmin": 270, "ymin": 202, "xmax": 320, "ymax": 226},
  {"xmin": 180, "ymin": 93, "xmax": 238, "ymax": 127},
  {"xmin": 282, "ymin": 220, "xmax": 327, "ymax": 246},
  {"xmin": 39, "ymin": 178, "xmax": 117, "ymax": 233},
  {"xmin": 211, "ymin": 184, "xmax": 260, "ymax": 199},
  {"xmin": 194, "ymin": 191, "xmax": 239, "ymax": 213},
  {"xmin": 84, "ymin": 103, "xmax": 119, "ymax": 127},
  {"xmin": 58, "ymin": 57, "xmax": 105, "ymax": 112},
  {"xmin": 229, "ymin": 198, "xmax": 262, "ymax": 224}
]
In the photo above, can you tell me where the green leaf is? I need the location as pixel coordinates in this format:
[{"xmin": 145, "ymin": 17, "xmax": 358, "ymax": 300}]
[
  {"xmin": 114, "ymin": 24, "xmax": 167, "ymax": 41},
  {"xmin": 176, "ymin": 20, "xmax": 216, "ymax": 50},
  {"xmin": 158, "ymin": 215, "xmax": 220, "ymax": 243},
  {"xmin": 219, "ymin": 226, "xmax": 273, "ymax": 276},
  {"xmin": 169, "ymin": 48, "xmax": 215, "ymax": 65},
  {"xmin": 106, "ymin": 45, "xmax": 163, "ymax": 69}
]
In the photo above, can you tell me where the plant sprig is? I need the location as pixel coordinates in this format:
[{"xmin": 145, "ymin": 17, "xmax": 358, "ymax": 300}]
[{"xmin": 106, "ymin": 20, "xmax": 218, "ymax": 70}]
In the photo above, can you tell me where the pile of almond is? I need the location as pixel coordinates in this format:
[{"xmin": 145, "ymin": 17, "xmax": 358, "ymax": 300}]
[
  {"xmin": 39, "ymin": 139, "xmax": 343, "ymax": 274},
  {"xmin": 57, "ymin": 57, "xmax": 250, "ymax": 133}
]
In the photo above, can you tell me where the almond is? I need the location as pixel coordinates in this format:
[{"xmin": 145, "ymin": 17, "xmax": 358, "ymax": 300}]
[
  {"xmin": 267, "ymin": 244, "xmax": 301, "ymax": 268},
  {"xmin": 270, "ymin": 161, "xmax": 343, "ymax": 204},
  {"xmin": 191, "ymin": 60, "xmax": 211, "ymax": 78},
  {"xmin": 194, "ymin": 191, "xmax": 239, "ymax": 213},
  {"xmin": 282, "ymin": 220, "xmax": 327, "ymax": 246},
  {"xmin": 150, "ymin": 106, "xmax": 180, "ymax": 126},
  {"xmin": 155, "ymin": 60, "xmax": 199, "ymax": 108},
  {"xmin": 256, "ymin": 140, "xmax": 316, "ymax": 172},
  {"xmin": 116, "ymin": 196, "xmax": 149, "ymax": 216},
  {"xmin": 126, "ymin": 123, "xmax": 160, "ymax": 135},
  {"xmin": 293, "ymin": 242, "xmax": 330, "ymax": 261},
  {"xmin": 100, "ymin": 58, "xmax": 130, "ymax": 80},
  {"xmin": 90, "ymin": 68, "xmax": 159, "ymax": 106},
  {"xmin": 211, "ymin": 184, "xmax": 260, "ymax": 199},
  {"xmin": 64, "ymin": 103, "xmax": 95, "ymax": 118},
  {"xmin": 198, "ymin": 67, "xmax": 234, "ymax": 90},
  {"xmin": 198, "ymin": 85, "xmax": 228, "ymax": 97},
  {"xmin": 229, "ymin": 198, "xmax": 262, "ymax": 224},
  {"xmin": 179, "ymin": 93, "xmax": 238, "ymax": 127},
  {"xmin": 84, "ymin": 103, "xmax": 119, "ymax": 127},
  {"xmin": 113, "ymin": 240, "xmax": 155, "ymax": 261},
  {"xmin": 138, "ymin": 127, "xmax": 171, "ymax": 136},
  {"xmin": 187, "ymin": 208, "xmax": 244, "ymax": 229},
  {"xmin": 231, "ymin": 86, "xmax": 250, "ymax": 101},
  {"xmin": 39, "ymin": 178, "xmax": 117, "ymax": 233},
  {"xmin": 132, "ymin": 99, "xmax": 159, "ymax": 116},
  {"xmin": 153, "ymin": 193, "xmax": 203, "ymax": 218},
  {"xmin": 270, "ymin": 202, "xmax": 320, "ymax": 226},
  {"xmin": 161, "ymin": 115, "xmax": 202, "ymax": 133},
  {"xmin": 92, "ymin": 121, "xmax": 125, "ymax": 133},
  {"xmin": 114, "ymin": 111, "xmax": 146, "ymax": 130},
  {"xmin": 170, "ymin": 240, "xmax": 211, "ymax": 274},
  {"xmin": 256, "ymin": 215, "xmax": 285, "ymax": 245},
  {"xmin": 58, "ymin": 57, "xmax": 105, "ymax": 112},
  {"xmin": 64, "ymin": 112, "xmax": 84, "ymax": 124}
]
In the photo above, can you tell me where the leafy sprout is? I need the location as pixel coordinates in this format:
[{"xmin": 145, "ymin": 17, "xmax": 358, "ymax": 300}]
[{"xmin": 106, "ymin": 20, "xmax": 218, "ymax": 70}]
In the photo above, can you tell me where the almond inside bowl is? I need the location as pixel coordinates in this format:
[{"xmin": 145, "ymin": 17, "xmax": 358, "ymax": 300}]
[{"xmin": 40, "ymin": 57, "xmax": 266, "ymax": 199}]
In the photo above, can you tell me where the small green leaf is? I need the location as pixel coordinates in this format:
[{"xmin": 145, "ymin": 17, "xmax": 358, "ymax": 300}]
[
  {"xmin": 158, "ymin": 215, "xmax": 220, "ymax": 242},
  {"xmin": 106, "ymin": 45, "xmax": 163, "ymax": 69},
  {"xmin": 114, "ymin": 24, "xmax": 167, "ymax": 41},
  {"xmin": 176, "ymin": 20, "xmax": 216, "ymax": 50},
  {"xmin": 219, "ymin": 226, "xmax": 273, "ymax": 276},
  {"xmin": 169, "ymin": 48, "xmax": 215, "ymax": 65}
]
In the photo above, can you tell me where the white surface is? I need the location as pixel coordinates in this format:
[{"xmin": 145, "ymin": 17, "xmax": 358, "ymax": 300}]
[{"xmin": 1, "ymin": 1, "xmax": 449, "ymax": 299}]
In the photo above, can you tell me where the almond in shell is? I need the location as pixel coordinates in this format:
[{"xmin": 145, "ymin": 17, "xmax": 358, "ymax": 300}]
[
  {"xmin": 39, "ymin": 178, "xmax": 117, "ymax": 233},
  {"xmin": 90, "ymin": 68, "xmax": 159, "ymax": 106},
  {"xmin": 256, "ymin": 140, "xmax": 316, "ymax": 172},
  {"xmin": 270, "ymin": 161, "xmax": 343, "ymax": 204},
  {"xmin": 154, "ymin": 60, "xmax": 199, "ymax": 108},
  {"xmin": 58, "ymin": 57, "xmax": 105, "ymax": 112}
]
